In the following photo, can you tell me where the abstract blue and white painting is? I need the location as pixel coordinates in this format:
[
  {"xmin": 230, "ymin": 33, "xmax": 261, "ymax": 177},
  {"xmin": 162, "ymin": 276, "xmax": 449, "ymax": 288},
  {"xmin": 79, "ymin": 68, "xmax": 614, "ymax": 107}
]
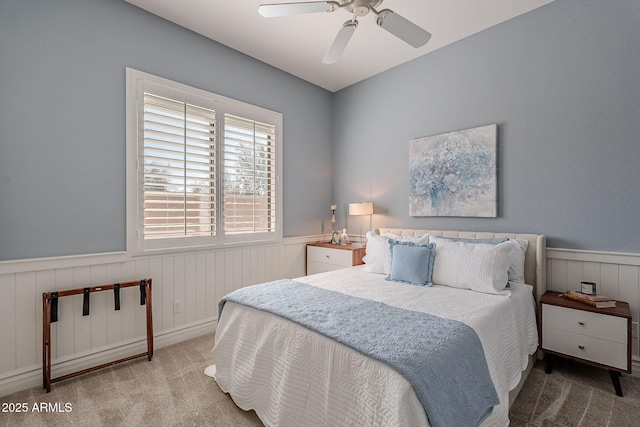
[{"xmin": 409, "ymin": 124, "xmax": 497, "ymax": 217}]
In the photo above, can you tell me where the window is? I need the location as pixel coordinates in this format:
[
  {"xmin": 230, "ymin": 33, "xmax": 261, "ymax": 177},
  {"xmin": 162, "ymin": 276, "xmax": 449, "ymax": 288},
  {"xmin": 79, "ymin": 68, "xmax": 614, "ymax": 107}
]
[
  {"xmin": 142, "ymin": 93, "xmax": 217, "ymax": 240},
  {"xmin": 223, "ymin": 114, "xmax": 277, "ymax": 240},
  {"xmin": 126, "ymin": 68, "xmax": 282, "ymax": 253}
]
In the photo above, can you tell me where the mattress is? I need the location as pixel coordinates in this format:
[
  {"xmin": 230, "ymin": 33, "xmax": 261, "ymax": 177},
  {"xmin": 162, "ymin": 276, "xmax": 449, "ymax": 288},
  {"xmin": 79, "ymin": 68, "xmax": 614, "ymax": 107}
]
[{"xmin": 212, "ymin": 265, "xmax": 539, "ymax": 426}]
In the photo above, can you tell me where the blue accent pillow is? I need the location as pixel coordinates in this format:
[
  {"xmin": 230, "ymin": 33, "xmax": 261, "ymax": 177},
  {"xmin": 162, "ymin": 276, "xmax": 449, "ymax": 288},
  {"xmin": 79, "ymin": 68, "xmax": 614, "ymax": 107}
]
[{"xmin": 386, "ymin": 240, "xmax": 436, "ymax": 286}]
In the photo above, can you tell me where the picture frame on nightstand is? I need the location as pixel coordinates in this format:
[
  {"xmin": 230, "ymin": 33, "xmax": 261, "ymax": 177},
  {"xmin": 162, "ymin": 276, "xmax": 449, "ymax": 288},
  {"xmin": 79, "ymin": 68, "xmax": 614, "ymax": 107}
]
[{"xmin": 580, "ymin": 281, "xmax": 597, "ymax": 295}]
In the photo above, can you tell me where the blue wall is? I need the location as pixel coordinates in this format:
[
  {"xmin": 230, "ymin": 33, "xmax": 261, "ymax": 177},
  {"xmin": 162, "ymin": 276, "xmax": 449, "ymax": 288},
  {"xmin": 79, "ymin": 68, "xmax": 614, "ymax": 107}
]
[
  {"xmin": 0, "ymin": 0, "xmax": 333, "ymax": 260},
  {"xmin": 332, "ymin": 0, "xmax": 640, "ymax": 251},
  {"xmin": 1, "ymin": 0, "xmax": 638, "ymax": 259}
]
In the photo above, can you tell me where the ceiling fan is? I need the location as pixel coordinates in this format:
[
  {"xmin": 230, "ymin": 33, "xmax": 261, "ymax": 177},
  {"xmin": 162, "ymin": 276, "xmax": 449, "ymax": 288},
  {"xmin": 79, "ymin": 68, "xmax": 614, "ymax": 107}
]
[{"xmin": 258, "ymin": 0, "xmax": 432, "ymax": 64}]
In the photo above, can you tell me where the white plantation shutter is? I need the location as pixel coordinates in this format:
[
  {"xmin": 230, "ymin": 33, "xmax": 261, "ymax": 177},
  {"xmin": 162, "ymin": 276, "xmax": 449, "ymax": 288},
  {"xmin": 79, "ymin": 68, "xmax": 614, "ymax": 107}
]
[
  {"xmin": 143, "ymin": 93, "xmax": 216, "ymax": 239},
  {"xmin": 126, "ymin": 68, "xmax": 281, "ymax": 253},
  {"xmin": 223, "ymin": 114, "xmax": 277, "ymax": 238}
]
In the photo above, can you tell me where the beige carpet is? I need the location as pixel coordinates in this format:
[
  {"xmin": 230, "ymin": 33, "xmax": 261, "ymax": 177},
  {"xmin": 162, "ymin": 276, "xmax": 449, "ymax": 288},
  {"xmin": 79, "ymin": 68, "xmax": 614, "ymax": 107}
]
[
  {"xmin": 510, "ymin": 357, "xmax": 640, "ymax": 427},
  {"xmin": 2, "ymin": 332, "xmax": 639, "ymax": 426}
]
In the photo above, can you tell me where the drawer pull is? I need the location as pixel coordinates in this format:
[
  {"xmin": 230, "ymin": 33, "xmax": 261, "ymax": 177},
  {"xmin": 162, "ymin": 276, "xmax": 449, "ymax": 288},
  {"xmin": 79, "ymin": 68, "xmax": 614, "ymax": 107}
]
[
  {"xmin": 325, "ymin": 255, "xmax": 330, "ymax": 258},
  {"xmin": 578, "ymin": 321, "xmax": 585, "ymax": 326},
  {"xmin": 578, "ymin": 345, "xmax": 585, "ymax": 350}
]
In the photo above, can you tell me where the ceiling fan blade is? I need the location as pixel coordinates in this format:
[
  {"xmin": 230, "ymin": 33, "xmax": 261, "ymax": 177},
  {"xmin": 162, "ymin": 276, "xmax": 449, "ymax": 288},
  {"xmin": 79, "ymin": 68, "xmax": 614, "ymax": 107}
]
[
  {"xmin": 322, "ymin": 20, "xmax": 358, "ymax": 64},
  {"xmin": 376, "ymin": 9, "xmax": 431, "ymax": 48},
  {"xmin": 259, "ymin": 1, "xmax": 339, "ymax": 18}
]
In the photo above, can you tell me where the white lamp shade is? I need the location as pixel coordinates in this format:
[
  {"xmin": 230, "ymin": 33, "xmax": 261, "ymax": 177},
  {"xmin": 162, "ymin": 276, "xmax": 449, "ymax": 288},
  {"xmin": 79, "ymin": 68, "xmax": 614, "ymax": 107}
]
[{"xmin": 348, "ymin": 202, "xmax": 373, "ymax": 216}]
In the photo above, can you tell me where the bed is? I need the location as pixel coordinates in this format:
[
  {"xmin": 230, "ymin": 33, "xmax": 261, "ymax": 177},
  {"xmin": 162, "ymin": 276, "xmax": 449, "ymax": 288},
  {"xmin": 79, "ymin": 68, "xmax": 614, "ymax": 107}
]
[{"xmin": 211, "ymin": 228, "xmax": 546, "ymax": 426}]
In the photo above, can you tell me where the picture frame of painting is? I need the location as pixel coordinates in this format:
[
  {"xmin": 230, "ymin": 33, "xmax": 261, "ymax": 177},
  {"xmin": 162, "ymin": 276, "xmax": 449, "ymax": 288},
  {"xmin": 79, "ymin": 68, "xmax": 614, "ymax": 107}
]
[{"xmin": 409, "ymin": 124, "xmax": 497, "ymax": 217}]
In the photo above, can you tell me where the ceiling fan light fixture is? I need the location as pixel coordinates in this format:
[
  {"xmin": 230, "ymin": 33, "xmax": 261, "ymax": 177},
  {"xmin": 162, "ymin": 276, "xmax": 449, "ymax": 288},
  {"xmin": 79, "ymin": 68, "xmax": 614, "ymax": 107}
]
[{"xmin": 376, "ymin": 9, "xmax": 431, "ymax": 48}]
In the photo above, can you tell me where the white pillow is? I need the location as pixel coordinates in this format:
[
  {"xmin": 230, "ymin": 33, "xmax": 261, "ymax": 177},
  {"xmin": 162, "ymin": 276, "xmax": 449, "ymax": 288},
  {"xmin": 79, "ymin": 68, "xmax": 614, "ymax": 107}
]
[
  {"xmin": 362, "ymin": 231, "xmax": 391, "ymax": 274},
  {"xmin": 383, "ymin": 232, "xmax": 430, "ymax": 244},
  {"xmin": 363, "ymin": 231, "xmax": 430, "ymax": 274},
  {"xmin": 430, "ymin": 237, "xmax": 512, "ymax": 296},
  {"xmin": 428, "ymin": 236, "xmax": 529, "ymax": 284}
]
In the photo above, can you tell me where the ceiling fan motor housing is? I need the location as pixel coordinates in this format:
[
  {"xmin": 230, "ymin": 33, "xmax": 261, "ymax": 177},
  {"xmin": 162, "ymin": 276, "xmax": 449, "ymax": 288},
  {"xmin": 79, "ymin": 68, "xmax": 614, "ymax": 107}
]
[{"xmin": 344, "ymin": 0, "xmax": 383, "ymax": 16}]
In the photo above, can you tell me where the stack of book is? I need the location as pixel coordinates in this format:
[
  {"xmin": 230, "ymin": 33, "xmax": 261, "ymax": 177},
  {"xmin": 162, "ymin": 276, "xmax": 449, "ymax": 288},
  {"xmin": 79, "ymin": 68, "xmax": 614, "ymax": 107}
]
[{"xmin": 562, "ymin": 290, "xmax": 616, "ymax": 308}]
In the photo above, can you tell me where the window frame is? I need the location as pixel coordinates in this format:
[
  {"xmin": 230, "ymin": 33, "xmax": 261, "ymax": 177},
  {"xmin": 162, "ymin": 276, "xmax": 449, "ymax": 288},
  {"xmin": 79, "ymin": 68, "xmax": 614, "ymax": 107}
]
[{"xmin": 126, "ymin": 68, "xmax": 282, "ymax": 255}]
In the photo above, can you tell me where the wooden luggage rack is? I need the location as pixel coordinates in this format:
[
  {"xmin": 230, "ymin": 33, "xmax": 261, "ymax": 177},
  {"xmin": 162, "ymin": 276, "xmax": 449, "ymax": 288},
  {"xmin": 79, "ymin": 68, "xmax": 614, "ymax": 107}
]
[{"xmin": 42, "ymin": 278, "xmax": 153, "ymax": 392}]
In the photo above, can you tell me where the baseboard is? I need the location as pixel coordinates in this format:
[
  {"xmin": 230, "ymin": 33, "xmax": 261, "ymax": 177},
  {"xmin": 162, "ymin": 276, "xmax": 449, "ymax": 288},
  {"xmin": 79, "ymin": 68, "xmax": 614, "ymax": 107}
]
[{"xmin": 0, "ymin": 318, "xmax": 216, "ymax": 398}]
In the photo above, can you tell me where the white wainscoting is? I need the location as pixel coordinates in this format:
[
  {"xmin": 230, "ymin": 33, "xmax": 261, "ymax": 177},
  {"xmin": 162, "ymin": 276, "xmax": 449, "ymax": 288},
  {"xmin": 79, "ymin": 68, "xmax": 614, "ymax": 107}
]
[
  {"xmin": 546, "ymin": 248, "xmax": 640, "ymax": 375},
  {"xmin": 0, "ymin": 236, "xmax": 320, "ymax": 397},
  {"xmin": 1, "ymin": 241, "xmax": 638, "ymax": 396}
]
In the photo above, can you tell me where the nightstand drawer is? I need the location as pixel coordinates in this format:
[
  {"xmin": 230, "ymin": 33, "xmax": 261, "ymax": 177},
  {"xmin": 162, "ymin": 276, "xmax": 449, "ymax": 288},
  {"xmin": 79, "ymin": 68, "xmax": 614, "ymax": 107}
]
[
  {"xmin": 542, "ymin": 326, "xmax": 628, "ymax": 370},
  {"xmin": 307, "ymin": 245, "xmax": 353, "ymax": 267},
  {"xmin": 542, "ymin": 304, "xmax": 627, "ymax": 344},
  {"xmin": 306, "ymin": 261, "xmax": 344, "ymax": 275}
]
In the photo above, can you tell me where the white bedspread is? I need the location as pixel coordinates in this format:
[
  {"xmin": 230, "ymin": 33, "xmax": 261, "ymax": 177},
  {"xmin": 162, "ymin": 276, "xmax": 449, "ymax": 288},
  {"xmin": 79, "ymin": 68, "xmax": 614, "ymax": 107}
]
[{"xmin": 213, "ymin": 266, "xmax": 538, "ymax": 426}]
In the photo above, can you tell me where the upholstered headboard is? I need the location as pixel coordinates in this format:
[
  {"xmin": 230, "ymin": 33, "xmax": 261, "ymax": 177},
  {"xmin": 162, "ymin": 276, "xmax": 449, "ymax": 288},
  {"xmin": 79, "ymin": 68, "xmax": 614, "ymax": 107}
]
[{"xmin": 376, "ymin": 228, "xmax": 547, "ymax": 301}]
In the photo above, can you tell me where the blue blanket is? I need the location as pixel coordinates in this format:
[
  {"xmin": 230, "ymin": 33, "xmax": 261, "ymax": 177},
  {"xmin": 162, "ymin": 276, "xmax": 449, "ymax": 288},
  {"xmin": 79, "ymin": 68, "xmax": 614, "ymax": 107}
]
[{"xmin": 219, "ymin": 279, "xmax": 499, "ymax": 427}]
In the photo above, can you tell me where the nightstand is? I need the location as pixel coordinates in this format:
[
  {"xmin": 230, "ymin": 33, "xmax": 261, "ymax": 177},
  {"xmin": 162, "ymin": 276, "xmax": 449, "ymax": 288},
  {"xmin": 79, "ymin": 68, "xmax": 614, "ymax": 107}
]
[
  {"xmin": 306, "ymin": 242, "xmax": 366, "ymax": 275},
  {"xmin": 539, "ymin": 291, "xmax": 632, "ymax": 396}
]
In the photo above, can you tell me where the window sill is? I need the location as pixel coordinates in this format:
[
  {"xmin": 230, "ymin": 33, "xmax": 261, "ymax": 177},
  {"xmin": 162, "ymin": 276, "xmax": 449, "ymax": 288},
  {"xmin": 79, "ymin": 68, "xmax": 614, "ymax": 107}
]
[{"xmin": 127, "ymin": 237, "xmax": 284, "ymax": 259}]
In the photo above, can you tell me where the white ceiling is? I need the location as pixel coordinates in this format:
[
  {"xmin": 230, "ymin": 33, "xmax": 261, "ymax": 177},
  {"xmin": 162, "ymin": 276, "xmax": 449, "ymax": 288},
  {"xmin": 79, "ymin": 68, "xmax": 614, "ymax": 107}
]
[{"xmin": 125, "ymin": 0, "xmax": 555, "ymax": 92}]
